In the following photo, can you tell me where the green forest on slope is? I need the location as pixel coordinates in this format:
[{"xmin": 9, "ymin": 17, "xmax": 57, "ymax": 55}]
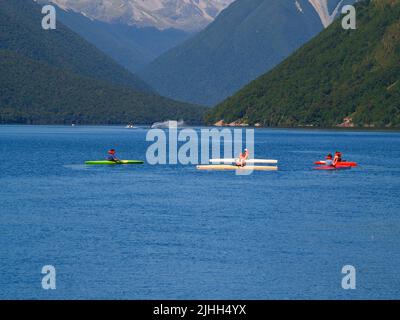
[
  {"xmin": 206, "ymin": 0, "xmax": 400, "ymax": 128},
  {"xmin": 0, "ymin": 50, "xmax": 205, "ymax": 124},
  {"xmin": 0, "ymin": 0, "xmax": 205, "ymax": 124},
  {"xmin": 0, "ymin": 0, "xmax": 150, "ymax": 92}
]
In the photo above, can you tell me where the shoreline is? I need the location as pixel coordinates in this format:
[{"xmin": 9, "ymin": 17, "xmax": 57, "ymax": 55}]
[{"xmin": 1, "ymin": 123, "xmax": 400, "ymax": 133}]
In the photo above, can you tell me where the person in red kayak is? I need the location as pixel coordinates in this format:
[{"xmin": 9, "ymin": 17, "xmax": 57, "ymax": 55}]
[
  {"xmin": 332, "ymin": 151, "xmax": 342, "ymax": 167},
  {"xmin": 107, "ymin": 149, "xmax": 120, "ymax": 163},
  {"xmin": 236, "ymin": 148, "xmax": 249, "ymax": 167},
  {"xmin": 325, "ymin": 153, "xmax": 333, "ymax": 166}
]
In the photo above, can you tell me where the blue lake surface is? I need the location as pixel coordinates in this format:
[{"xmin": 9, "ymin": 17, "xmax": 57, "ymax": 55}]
[{"xmin": 0, "ymin": 125, "xmax": 400, "ymax": 299}]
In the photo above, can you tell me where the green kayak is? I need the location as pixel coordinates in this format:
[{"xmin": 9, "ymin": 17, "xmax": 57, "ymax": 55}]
[{"xmin": 85, "ymin": 160, "xmax": 144, "ymax": 165}]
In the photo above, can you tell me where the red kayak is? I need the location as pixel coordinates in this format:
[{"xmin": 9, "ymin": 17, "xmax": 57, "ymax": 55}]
[
  {"xmin": 314, "ymin": 161, "xmax": 358, "ymax": 167},
  {"xmin": 314, "ymin": 165, "xmax": 352, "ymax": 170}
]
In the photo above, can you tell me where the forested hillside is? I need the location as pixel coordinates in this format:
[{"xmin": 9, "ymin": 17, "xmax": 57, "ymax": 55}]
[{"xmin": 206, "ymin": 0, "xmax": 400, "ymax": 128}]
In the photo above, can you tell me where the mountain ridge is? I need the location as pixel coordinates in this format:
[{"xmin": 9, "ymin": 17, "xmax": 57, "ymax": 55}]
[
  {"xmin": 49, "ymin": 4, "xmax": 192, "ymax": 72},
  {"xmin": 139, "ymin": 0, "xmax": 354, "ymax": 106},
  {"xmin": 3, "ymin": 0, "xmax": 151, "ymax": 92}
]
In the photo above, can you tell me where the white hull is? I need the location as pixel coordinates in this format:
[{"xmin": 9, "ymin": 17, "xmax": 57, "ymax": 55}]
[
  {"xmin": 197, "ymin": 165, "xmax": 278, "ymax": 171},
  {"xmin": 210, "ymin": 159, "xmax": 278, "ymax": 164}
]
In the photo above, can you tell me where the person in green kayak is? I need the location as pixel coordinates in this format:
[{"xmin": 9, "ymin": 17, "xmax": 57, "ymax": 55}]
[{"xmin": 107, "ymin": 149, "xmax": 120, "ymax": 163}]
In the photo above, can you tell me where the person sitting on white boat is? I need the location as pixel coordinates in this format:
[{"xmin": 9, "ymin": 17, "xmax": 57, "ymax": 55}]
[{"xmin": 236, "ymin": 149, "xmax": 249, "ymax": 167}]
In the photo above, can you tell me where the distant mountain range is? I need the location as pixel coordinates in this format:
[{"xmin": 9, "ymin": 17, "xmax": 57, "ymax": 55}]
[
  {"xmin": 3, "ymin": 0, "xmax": 394, "ymax": 128},
  {"xmin": 33, "ymin": 1, "xmax": 236, "ymax": 72},
  {"xmin": 205, "ymin": 0, "xmax": 400, "ymax": 128},
  {"xmin": 0, "ymin": 0, "xmax": 204, "ymax": 125},
  {"xmin": 42, "ymin": 0, "xmax": 235, "ymax": 31},
  {"xmin": 47, "ymin": 5, "xmax": 192, "ymax": 72},
  {"xmin": 139, "ymin": 0, "xmax": 355, "ymax": 106}
]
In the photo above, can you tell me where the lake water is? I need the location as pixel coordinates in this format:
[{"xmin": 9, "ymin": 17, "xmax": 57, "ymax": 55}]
[{"xmin": 1, "ymin": 125, "xmax": 400, "ymax": 299}]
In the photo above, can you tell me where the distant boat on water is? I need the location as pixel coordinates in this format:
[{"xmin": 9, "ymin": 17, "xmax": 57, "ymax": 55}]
[{"xmin": 151, "ymin": 120, "xmax": 185, "ymax": 129}]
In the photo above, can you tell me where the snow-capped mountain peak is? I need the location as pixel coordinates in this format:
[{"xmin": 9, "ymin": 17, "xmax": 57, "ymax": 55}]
[
  {"xmin": 44, "ymin": 0, "xmax": 235, "ymax": 31},
  {"xmin": 39, "ymin": 0, "xmax": 354, "ymax": 32}
]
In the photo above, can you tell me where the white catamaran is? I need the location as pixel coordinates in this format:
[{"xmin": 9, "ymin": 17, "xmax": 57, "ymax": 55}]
[{"xmin": 197, "ymin": 158, "xmax": 279, "ymax": 171}]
